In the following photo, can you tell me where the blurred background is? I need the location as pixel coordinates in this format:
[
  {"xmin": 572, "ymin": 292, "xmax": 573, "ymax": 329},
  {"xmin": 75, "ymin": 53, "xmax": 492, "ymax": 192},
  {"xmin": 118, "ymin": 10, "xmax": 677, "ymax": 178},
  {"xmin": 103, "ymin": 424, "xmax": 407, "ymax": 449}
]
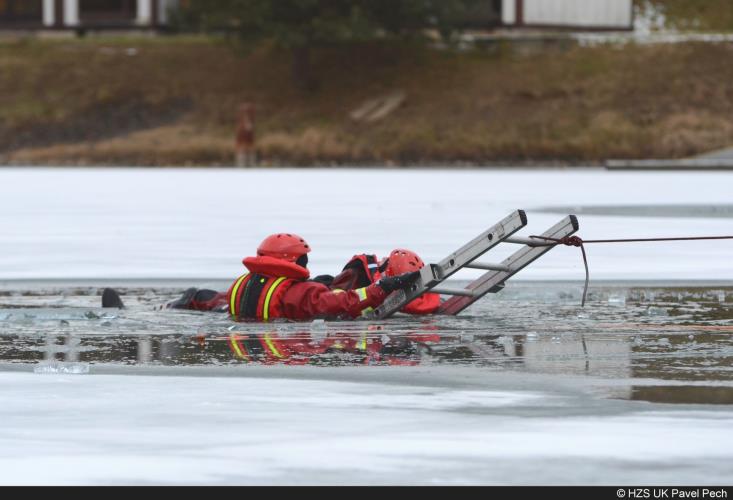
[{"xmin": 1, "ymin": 0, "xmax": 732, "ymax": 168}]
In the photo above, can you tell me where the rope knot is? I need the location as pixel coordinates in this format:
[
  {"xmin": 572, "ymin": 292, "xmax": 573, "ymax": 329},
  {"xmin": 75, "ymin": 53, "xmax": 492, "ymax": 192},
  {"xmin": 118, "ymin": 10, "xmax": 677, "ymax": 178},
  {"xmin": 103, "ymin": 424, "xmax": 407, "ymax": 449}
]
[{"xmin": 561, "ymin": 236, "xmax": 584, "ymax": 248}]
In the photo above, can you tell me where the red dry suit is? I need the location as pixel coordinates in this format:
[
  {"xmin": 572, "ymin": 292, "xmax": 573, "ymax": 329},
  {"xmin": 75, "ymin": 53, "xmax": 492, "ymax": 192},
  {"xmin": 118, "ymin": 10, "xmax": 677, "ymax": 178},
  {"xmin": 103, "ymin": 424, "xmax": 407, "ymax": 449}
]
[
  {"xmin": 331, "ymin": 254, "xmax": 441, "ymax": 315},
  {"xmin": 226, "ymin": 255, "xmax": 386, "ymax": 322}
]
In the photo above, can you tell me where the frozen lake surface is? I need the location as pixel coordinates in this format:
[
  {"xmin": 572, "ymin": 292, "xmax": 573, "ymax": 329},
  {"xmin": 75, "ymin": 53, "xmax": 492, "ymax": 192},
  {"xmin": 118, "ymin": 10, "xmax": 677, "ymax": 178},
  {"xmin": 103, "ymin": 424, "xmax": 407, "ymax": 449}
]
[
  {"xmin": 0, "ymin": 168, "xmax": 732, "ymax": 280},
  {"xmin": 0, "ymin": 168, "xmax": 732, "ymax": 485}
]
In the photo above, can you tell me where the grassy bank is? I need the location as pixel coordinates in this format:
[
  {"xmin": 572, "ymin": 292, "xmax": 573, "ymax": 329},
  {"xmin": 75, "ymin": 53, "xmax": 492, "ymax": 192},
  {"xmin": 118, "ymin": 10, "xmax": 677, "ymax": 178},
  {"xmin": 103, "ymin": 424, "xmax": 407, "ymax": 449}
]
[{"xmin": 1, "ymin": 36, "xmax": 733, "ymax": 166}]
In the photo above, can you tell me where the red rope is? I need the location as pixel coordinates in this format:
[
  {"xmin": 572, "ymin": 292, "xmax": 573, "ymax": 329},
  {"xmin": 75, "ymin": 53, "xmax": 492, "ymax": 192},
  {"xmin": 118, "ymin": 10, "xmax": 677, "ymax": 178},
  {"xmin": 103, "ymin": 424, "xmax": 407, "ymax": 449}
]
[{"xmin": 528, "ymin": 234, "xmax": 733, "ymax": 307}]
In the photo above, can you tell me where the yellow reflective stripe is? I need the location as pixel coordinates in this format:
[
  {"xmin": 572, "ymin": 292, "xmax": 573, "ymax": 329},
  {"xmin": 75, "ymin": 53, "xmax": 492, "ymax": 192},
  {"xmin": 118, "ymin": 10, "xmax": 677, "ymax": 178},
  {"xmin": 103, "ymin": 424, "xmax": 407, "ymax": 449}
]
[
  {"xmin": 229, "ymin": 335, "xmax": 246, "ymax": 359},
  {"xmin": 357, "ymin": 333, "xmax": 367, "ymax": 351},
  {"xmin": 229, "ymin": 274, "xmax": 249, "ymax": 318},
  {"xmin": 355, "ymin": 287, "xmax": 368, "ymax": 301},
  {"xmin": 263, "ymin": 334, "xmax": 284, "ymax": 358},
  {"xmin": 360, "ymin": 307, "xmax": 374, "ymax": 318},
  {"xmin": 262, "ymin": 277, "xmax": 287, "ymax": 321}
]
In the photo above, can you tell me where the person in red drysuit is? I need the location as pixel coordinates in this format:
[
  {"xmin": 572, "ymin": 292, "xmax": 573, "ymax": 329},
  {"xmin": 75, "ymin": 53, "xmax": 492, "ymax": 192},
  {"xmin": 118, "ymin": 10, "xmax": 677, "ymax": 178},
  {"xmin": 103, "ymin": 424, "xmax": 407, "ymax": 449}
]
[
  {"xmin": 327, "ymin": 249, "xmax": 441, "ymax": 315},
  {"xmin": 167, "ymin": 233, "xmax": 418, "ymax": 322}
]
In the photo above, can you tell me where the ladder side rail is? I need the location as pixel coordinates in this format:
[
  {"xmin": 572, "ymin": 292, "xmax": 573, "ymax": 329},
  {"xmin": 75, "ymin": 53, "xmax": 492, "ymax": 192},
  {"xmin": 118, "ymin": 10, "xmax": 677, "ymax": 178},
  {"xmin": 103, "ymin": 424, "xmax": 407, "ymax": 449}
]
[
  {"xmin": 428, "ymin": 210, "xmax": 528, "ymax": 284},
  {"xmin": 437, "ymin": 215, "xmax": 579, "ymax": 316}
]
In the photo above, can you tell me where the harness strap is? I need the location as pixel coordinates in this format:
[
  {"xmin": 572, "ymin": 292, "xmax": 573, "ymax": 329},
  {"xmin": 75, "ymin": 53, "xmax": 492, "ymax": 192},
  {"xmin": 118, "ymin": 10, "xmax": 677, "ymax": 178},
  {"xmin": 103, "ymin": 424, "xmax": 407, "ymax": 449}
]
[
  {"xmin": 263, "ymin": 277, "xmax": 287, "ymax": 321},
  {"xmin": 229, "ymin": 274, "xmax": 251, "ymax": 319}
]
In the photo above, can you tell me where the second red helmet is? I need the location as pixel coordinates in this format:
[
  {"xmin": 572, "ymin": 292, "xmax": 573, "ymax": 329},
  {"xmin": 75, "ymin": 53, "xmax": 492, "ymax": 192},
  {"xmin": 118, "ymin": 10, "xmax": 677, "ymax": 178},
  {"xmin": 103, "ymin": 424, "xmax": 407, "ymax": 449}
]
[
  {"xmin": 257, "ymin": 233, "xmax": 311, "ymax": 263},
  {"xmin": 385, "ymin": 248, "xmax": 425, "ymax": 276}
]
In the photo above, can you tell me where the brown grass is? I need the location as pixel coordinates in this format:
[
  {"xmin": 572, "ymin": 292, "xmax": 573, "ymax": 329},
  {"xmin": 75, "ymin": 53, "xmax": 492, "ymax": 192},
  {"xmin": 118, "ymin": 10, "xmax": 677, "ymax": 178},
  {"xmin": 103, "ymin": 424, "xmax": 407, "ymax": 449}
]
[{"xmin": 1, "ymin": 36, "xmax": 733, "ymax": 165}]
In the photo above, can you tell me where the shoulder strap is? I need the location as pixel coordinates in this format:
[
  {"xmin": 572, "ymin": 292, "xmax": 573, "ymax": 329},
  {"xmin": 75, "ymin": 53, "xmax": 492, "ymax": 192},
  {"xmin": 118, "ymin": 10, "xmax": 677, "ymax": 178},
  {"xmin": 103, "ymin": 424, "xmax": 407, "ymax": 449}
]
[
  {"xmin": 231, "ymin": 274, "xmax": 294, "ymax": 321},
  {"xmin": 262, "ymin": 277, "xmax": 289, "ymax": 321},
  {"xmin": 229, "ymin": 273, "xmax": 251, "ymax": 319}
]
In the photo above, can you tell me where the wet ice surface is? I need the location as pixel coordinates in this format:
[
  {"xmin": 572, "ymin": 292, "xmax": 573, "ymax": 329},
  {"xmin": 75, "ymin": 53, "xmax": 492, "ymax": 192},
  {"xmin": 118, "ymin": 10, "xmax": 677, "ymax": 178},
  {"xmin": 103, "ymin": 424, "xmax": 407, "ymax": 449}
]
[{"xmin": 1, "ymin": 281, "xmax": 732, "ymax": 485}]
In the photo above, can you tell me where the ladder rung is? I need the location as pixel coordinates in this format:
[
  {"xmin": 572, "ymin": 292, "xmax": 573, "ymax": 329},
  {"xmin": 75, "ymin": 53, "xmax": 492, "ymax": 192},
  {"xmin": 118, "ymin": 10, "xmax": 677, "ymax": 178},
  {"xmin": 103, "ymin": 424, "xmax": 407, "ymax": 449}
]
[
  {"xmin": 465, "ymin": 263, "xmax": 512, "ymax": 273},
  {"xmin": 431, "ymin": 287, "xmax": 476, "ymax": 297}
]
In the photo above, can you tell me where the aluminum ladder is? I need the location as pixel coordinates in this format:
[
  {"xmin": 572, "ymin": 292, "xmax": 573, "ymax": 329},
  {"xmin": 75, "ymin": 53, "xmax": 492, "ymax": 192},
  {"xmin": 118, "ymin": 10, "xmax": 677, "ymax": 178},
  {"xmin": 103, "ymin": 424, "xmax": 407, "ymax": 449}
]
[{"xmin": 368, "ymin": 210, "xmax": 579, "ymax": 319}]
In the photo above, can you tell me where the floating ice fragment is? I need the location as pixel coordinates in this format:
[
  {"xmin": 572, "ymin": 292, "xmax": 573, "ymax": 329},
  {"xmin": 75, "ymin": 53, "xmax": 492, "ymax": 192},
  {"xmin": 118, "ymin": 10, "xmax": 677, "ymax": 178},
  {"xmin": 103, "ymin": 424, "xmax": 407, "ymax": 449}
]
[
  {"xmin": 608, "ymin": 294, "xmax": 626, "ymax": 306},
  {"xmin": 34, "ymin": 363, "xmax": 90, "ymax": 375},
  {"xmin": 646, "ymin": 307, "xmax": 668, "ymax": 317},
  {"xmin": 310, "ymin": 319, "xmax": 327, "ymax": 340}
]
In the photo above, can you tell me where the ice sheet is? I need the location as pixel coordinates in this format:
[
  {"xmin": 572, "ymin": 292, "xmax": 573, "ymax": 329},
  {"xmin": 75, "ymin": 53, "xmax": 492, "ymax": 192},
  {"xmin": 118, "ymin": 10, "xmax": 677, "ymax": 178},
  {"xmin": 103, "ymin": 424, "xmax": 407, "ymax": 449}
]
[
  {"xmin": 0, "ymin": 168, "xmax": 731, "ymax": 281},
  {"xmin": 1, "ymin": 371, "xmax": 732, "ymax": 486}
]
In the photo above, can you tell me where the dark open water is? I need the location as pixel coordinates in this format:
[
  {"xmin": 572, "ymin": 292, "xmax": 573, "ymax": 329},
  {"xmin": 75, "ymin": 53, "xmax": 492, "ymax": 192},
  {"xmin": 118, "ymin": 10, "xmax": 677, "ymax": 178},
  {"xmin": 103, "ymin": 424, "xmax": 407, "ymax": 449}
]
[{"xmin": 2, "ymin": 280, "xmax": 731, "ymax": 406}]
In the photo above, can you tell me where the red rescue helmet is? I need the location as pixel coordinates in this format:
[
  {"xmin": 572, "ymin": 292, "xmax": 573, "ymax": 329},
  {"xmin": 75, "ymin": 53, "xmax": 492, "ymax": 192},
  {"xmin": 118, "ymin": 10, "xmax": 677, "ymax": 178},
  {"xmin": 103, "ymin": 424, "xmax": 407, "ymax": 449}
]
[
  {"xmin": 257, "ymin": 233, "xmax": 311, "ymax": 263},
  {"xmin": 385, "ymin": 248, "xmax": 425, "ymax": 276}
]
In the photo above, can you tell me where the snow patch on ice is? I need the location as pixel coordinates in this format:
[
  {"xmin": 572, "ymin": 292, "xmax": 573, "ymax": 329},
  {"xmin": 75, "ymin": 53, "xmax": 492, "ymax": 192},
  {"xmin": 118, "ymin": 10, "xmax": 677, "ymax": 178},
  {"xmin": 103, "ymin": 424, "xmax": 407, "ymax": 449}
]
[{"xmin": 33, "ymin": 363, "xmax": 90, "ymax": 375}]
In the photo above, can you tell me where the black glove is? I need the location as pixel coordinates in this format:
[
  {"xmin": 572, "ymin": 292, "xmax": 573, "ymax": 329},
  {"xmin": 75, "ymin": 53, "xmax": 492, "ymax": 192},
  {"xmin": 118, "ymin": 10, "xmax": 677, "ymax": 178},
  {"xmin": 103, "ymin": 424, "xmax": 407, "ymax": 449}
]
[
  {"xmin": 311, "ymin": 275, "xmax": 335, "ymax": 287},
  {"xmin": 377, "ymin": 271, "xmax": 420, "ymax": 294}
]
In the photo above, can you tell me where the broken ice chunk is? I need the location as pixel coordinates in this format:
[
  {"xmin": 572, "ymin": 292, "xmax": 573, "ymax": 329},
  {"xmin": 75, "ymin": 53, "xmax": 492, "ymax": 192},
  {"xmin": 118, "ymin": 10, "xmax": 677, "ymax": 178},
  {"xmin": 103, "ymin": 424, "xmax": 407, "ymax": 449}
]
[{"xmin": 34, "ymin": 363, "xmax": 90, "ymax": 375}]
